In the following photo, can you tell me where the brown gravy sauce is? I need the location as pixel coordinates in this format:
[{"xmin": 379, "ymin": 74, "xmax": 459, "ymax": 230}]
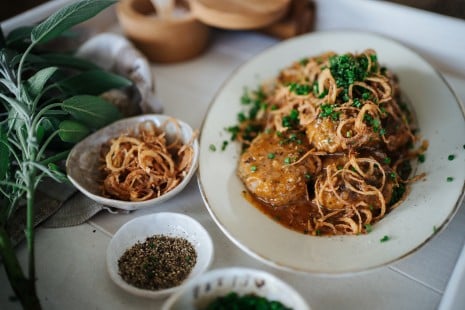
[{"xmin": 243, "ymin": 190, "xmax": 320, "ymax": 235}]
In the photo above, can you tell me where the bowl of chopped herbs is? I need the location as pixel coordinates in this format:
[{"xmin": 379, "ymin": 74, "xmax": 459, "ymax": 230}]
[
  {"xmin": 162, "ymin": 267, "xmax": 310, "ymax": 309},
  {"xmin": 106, "ymin": 212, "xmax": 214, "ymax": 298}
]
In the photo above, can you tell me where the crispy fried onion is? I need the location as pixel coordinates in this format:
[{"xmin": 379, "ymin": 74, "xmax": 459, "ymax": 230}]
[
  {"xmin": 235, "ymin": 49, "xmax": 425, "ymax": 236},
  {"xmin": 100, "ymin": 119, "xmax": 195, "ymax": 201},
  {"xmin": 312, "ymin": 155, "xmax": 388, "ymax": 235}
]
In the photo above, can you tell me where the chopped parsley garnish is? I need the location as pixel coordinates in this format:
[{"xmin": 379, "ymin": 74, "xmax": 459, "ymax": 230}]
[
  {"xmin": 363, "ymin": 113, "xmax": 384, "ymax": 135},
  {"xmin": 250, "ymin": 165, "xmax": 257, "ymax": 172},
  {"xmin": 364, "ymin": 224, "xmax": 373, "ymax": 233},
  {"xmin": 383, "ymin": 157, "xmax": 391, "ymax": 164},
  {"xmin": 389, "ymin": 184, "xmax": 406, "ymax": 206},
  {"xmin": 240, "ymin": 90, "xmax": 251, "ymax": 104},
  {"xmin": 352, "ymin": 98, "xmax": 363, "ymax": 108},
  {"xmin": 304, "ymin": 173, "xmax": 312, "ymax": 180},
  {"xmin": 299, "ymin": 58, "xmax": 309, "ymax": 66},
  {"xmin": 227, "ymin": 126, "xmax": 240, "ymax": 141},
  {"xmin": 288, "ymin": 82, "xmax": 312, "ymax": 95},
  {"xmin": 417, "ymin": 154, "xmax": 425, "ymax": 163},
  {"xmin": 221, "ymin": 140, "xmax": 228, "ymax": 151},
  {"xmin": 284, "ymin": 157, "xmax": 292, "ymax": 164},
  {"xmin": 319, "ymin": 104, "xmax": 340, "ymax": 120},
  {"xmin": 447, "ymin": 177, "xmax": 454, "ymax": 182},
  {"xmin": 209, "ymin": 144, "xmax": 216, "ymax": 152},
  {"xmin": 329, "ymin": 53, "xmax": 370, "ymax": 89},
  {"xmin": 267, "ymin": 153, "xmax": 275, "ymax": 159},
  {"xmin": 282, "ymin": 109, "xmax": 299, "ymax": 128},
  {"xmin": 448, "ymin": 154, "xmax": 455, "ymax": 161},
  {"xmin": 380, "ymin": 235, "xmax": 390, "ymax": 243}
]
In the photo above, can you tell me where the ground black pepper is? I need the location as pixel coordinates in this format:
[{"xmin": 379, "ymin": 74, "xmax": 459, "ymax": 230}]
[{"xmin": 118, "ymin": 235, "xmax": 197, "ymax": 290}]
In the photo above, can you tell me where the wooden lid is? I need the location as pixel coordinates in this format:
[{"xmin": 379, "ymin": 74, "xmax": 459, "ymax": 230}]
[{"xmin": 190, "ymin": 0, "xmax": 291, "ymax": 30}]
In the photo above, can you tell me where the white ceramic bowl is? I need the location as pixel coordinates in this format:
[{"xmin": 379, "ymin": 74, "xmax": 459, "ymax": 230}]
[
  {"xmin": 106, "ymin": 212, "xmax": 214, "ymax": 299},
  {"xmin": 66, "ymin": 114, "xmax": 199, "ymax": 210},
  {"xmin": 162, "ymin": 267, "xmax": 310, "ymax": 310}
]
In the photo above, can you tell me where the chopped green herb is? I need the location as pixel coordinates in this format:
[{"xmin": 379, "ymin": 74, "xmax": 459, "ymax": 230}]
[
  {"xmin": 250, "ymin": 165, "xmax": 257, "ymax": 172},
  {"xmin": 433, "ymin": 226, "xmax": 438, "ymax": 233},
  {"xmin": 240, "ymin": 90, "xmax": 251, "ymax": 104},
  {"xmin": 304, "ymin": 173, "xmax": 312, "ymax": 180},
  {"xmin": 389, "ymin": 184, "xmax": 406, "ymax": 206},
  {"xmin": 221, "ymin": 141, "xmax": 228, "ymax": 151},
  {"xmin": 352, "ymin": 98, "xmax": 362, "ymax": 108},
  {"xmin": 299, "ymin": 58, "xmax": 309, "ymax": 66},
  {"xmin": 383, "ymin": 157, "xmax": 391, "ymax": 164},
  {"xmin": 267, "ymin": 153, "xmax": 275, "ymax": 159},
  {"xmin": 447, "ymin": 177, "xmax": 454, "ymax": 182},
  {"xmin": 418, "ymin": 154, "xmax": 425, "ymax": 163},
  {"xmin": 289, "ymin": 82, "xmax": 311, "ymax": 95},
  {"xmin": 319, "ymin": 104, "xmax": 340, "ymax": 120},
  {"xmin": 329, "ymin": 53, "xmax": 370, "ymax": 91},
  {"xmin": 448, "ymin": 154, "xmax": 455, "ymax": 161},
  {"xmin": 209, "ymin": 144, "xmax": 216, "ymax": 152},
  {"xmin": 282, "ymin": 109, "xmax": 299, "ymax": 128},
  {"xmin": 284, "ymin": 157, "xmax": 292, "ymax": 164},
  {"xmin": 364, "ymin": 224, "xmax": 373, "ymax": 233},
  {"xmin": 380, "ymin": 235, "xmax": 390, "ymax": 243}
]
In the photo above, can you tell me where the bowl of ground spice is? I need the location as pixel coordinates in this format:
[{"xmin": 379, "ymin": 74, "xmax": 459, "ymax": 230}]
[{"xmin": 106, "ymin": 212, "xmax": 214, "ymax": 298}]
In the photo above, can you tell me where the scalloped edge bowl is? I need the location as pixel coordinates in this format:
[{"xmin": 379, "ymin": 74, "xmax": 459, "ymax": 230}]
[{"xmin": 66, "ymin": 114, "xmax": 199, "ymax": 210}]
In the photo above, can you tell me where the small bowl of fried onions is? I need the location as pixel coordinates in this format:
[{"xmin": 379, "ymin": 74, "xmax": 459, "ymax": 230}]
[{"xmin": 66, "ymin": 114, "xmax": 199, "ymax": 210}]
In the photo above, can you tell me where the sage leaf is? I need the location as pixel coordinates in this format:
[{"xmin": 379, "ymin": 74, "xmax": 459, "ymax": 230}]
[
  {"xmin": 58, "ymin": 120, "xmax": 90, "ymax": 143},
  {"xmin": 39, "ymin": 53, "xmax": 100, "ymax": 71},
  {"xmin": 5, "ymin": 26, "xmax": 33, "ymax": 47},
  {"xmin": 0, "ymin": 129, "xmax": 9, "ymax": 180},
  {"xmin": 25, "ymin": 66, "xmax": 58, "ymax": 98},
  {"xmin": 36, "ymin": 118, "xmax": 55, "ymax": 144},
  {"xmin": 61, "ymin": 95, "xmax": 121, "ymax": 129},
  {"xmin": 31, "ymin": 0, "xmax": 116, "ymax": 44},
  {"xmin": 0, "ymin": 26, "xmax": 5, "ymax": 49},
  {"xmin": 47, "ymin": 163, "xmax": 68, "ymax": 183},
  {"xmin": 57, "ymin": 69, "xmax": 132, "ymax": 95}
]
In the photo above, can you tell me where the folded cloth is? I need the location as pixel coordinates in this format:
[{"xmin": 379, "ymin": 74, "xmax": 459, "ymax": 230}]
[{"xmin": 42, "ymin": 191, "xmax": 104, "ymax": 228}]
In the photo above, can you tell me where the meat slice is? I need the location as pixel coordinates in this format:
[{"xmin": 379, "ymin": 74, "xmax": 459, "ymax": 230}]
[{"xmin": 238, "ymin": 131, "xmax": 319, "ymax": 206}]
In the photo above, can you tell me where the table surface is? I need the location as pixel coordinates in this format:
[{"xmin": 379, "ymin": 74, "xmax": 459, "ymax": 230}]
[{"xmin": 1, "ymin": 0, "xmax": 465, "ymax": 309}]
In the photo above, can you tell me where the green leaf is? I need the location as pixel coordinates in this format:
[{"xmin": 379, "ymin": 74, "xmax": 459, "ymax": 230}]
[
  {"xmin": 58, "ymin": 120, "xmax": 90, "ymax": 143},
  {"xmin": 5, "ymin": 26, "xmax": 33, "ymax": 47},
  {"xmin": 61, "ymin": 95, "xmax": 121, "ymax": 129},
  {"xmin": 39, "ymin": 53, "xmax": 100, "ymax": 71},
  {"xmin": 31, "ymin": 0, "xmax": 116, "ymax": 44},
  {"xmin": 47, "ymin": 163, "xmax": 68, "ymax": 182},
  {"xmin": 36, "ymin": 118, "xmax": 55, "ymax": 144},
  {"xmin": 0, "ymin": 26, "xmax": 6, "ymax": 49},
  {"xmin": 57, "ymin": 69, "xmax": 132, "ymax": 95},
  {"xmin": 25, "ymin": 66, "xmax": 58, "ymax": 97},
  {"xmin": 0, "ymin": 128, "xmax": 10, "ymax": 180}
]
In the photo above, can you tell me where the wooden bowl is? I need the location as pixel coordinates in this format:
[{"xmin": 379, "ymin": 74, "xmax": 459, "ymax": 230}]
[
  {"xmin": 189, "ymin": 0, "xmax": 291, "ymax": 30},
  {"xmin": 116, "ymin": 0, "xmax": 210, "ymax": 63}
]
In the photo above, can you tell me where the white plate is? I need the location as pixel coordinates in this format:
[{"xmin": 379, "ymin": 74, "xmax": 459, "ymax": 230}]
[
  {"xmin": 106, "ymin": 212, "xmax": 214, "ymax": 299},
  {"xmin": 162, "ymin": 267, "xmax": 310, "ymax": 310},
  {"xmin": 66, "ymin": 114, "xmax": 199, "ymax": 210},
  {"xmin": 198, "ymin": 31, "xmax": 465, "ymax": 274}
]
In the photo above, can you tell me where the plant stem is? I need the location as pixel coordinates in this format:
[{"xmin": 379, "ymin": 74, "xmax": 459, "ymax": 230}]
[
  {"xmin": 0, "ymin": 226, "xmax": 41, "ymax": 309},
  {"xmin": 26, "ymin": 177, "xmax": 36, "ymax": 285}
]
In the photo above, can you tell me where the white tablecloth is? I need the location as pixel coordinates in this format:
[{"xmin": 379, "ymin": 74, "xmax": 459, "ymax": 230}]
[{"xmin": 1, "ymin": 0, "xmax": 465, "ymax": 309}]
